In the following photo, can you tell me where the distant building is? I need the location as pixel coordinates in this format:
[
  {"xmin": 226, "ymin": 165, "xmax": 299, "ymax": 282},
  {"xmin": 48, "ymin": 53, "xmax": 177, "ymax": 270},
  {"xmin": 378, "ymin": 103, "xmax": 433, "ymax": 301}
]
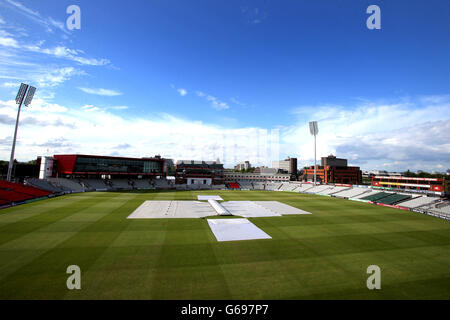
[
  {"xmin": 302, "ymin": 154, "xmax": 362, "ymax": 185},
  {"xmin": 49, "ymin": 154, "xmax": 164, "ymax": 178},
  {"xmin": 259, "ymin": 167, "xmax": 278, "ymax": 175},
  {"xmin": 224, "ymin": 171, "xmax": 290, "ymax": 183},
  {"xmin": 272, "ymin": 157, "xmax": 297, "ymax": 174},
  {"xmin": 175, "ymin": 160, "xmax": 224, "ymax": 185},
  {"xmin": 372, "ymin": 175, "xmax": 449, "ymax": 196},
  {"xmin": 152, "ymin": 155, "xmax": 174, "ymax": 175},
  {"xmin": 234, "ymin": 161, "xmax": 251, "ymax": 171},
  {"xmin": 321, "ymin": 155, "xmax": 347, "ymax": 167}
]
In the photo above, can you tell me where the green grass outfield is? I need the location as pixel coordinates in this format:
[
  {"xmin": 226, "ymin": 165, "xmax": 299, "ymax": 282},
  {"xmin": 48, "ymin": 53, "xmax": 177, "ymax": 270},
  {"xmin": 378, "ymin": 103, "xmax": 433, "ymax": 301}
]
[{"xmin": 0, "ymin": 190, "xmax": 449, "ymax": 300}]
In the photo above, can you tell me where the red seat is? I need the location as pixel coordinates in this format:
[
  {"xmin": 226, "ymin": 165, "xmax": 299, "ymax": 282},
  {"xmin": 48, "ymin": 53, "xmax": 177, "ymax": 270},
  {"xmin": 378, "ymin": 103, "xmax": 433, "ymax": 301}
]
[{"xmin": 0, "ymin": 180, "xmax": 51, "ymax": 203}]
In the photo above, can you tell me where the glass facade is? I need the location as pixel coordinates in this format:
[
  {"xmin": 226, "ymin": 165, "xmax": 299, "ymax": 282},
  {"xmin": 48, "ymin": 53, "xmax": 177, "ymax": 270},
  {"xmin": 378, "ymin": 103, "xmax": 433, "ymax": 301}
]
[{"xmin": 73, "ymin": 156, "xmax": 162, "ymax": 174}]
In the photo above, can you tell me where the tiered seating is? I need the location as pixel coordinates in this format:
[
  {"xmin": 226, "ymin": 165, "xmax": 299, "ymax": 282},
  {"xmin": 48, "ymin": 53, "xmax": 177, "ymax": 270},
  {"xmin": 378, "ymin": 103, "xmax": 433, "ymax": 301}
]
[
  {"xmin": 278, "ymin": 183, "xmax": 297, "ymax": 191},
  {"xmin": 154, "ymin": 179, "xmax": 172, "ymax": 189},
  {"xmin": 377, "ymin": 193, "xmax": 412, "ymax": 205},
  {"xmin": 211, "ymin": 184, "xmax": 226, "ymax": 190},
  {"xmin": 351, "ymin": 189, "xmax": 381, "ymax": 199},
  {"xmin": 319, "ymin": 186, "xmax": 350, "ymax": 195},
  {"xmin": 421, "ymin": 201, "xmax": 450, "ymax": 219},
  {"xmin": 360, "ymin": 192, "xmax": 391, "ymax": 202},
  {"xmin": 187, "ymin": 184, "xmax": 199, "ymax": 190},
  {"xmin": 111, "ymin": 179, "xmax": 133, "ymax": 190},
  {"xmin": 429, "ymin": 203, "xmax": 450, "ymax": 215},
  {"xmin": 396, "ymin": 196, "xmax": 439, "ymax": 209},
  {"xmin": 297, "ymin": 184, "xmax": 315, "ymax": 193},
  {"xmin": 175, "ymin": 184, "xmax": 187, "ymax": 190},
  {"xmin": 25, "ymin": 178, "xmax": 65, "ymax": 193},
  {"xmin": 333, "ymin": 187, "xmax": 369, "ymax": 199},
  {"xmin": 0, "ymin": 189, "xmax": 34, "ymax": 202},
  {"xmin": 253, "ymin": 182, "xmax": 265, "ymax": 190},
  {"xmin": 265, "ymin": 183, "xmax": 282, "ymax": 191},
  {"xmin": 0, "ymin": 180, "xmax": 51, "ymax": 204},
  {"xmin": 47, "ymin": 178, "xmax": 85, "ymax": 192},
  {"xmin": 0, "ymin": 199, "xmax": 11, "ymax": 206},
  {"xmin": 80, "ymin": 179, "xmax": 110, "ymax": 191},
  {"xmin": 132, "ymin": 179, "xmax": 151, "ymax": 189},
  {"xmin": 304, "ymin": 185, "xmax": 333, "ymax": 194},
  {"xmin": 238, "ymin": 181, "xmax": 253, "ymax": 189},
  {"xmin": 0, "ymin": 180, "xmax": 50, "ymax": 197},
  {"xmin": 228, "ymin": 182, "xmax": 240, "ymax": 189}
]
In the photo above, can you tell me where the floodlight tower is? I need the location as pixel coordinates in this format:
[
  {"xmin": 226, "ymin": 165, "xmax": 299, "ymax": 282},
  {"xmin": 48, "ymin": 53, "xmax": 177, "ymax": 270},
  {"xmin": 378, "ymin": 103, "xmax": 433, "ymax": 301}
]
[
  {"xmin": 6, "ymin": 83, "xmax": 36, "ymax": 182},
  {"xmin": 309, "ymin": 121, "xmax": 319, "ymax": 185}
]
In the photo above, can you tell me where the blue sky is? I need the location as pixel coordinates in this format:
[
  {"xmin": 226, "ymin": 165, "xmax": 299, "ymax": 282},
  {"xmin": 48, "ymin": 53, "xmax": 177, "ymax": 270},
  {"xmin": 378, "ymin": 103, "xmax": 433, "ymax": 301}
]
[{"xmin": 0, "ymin": 0, "xmax": 449, "ymax": 171}]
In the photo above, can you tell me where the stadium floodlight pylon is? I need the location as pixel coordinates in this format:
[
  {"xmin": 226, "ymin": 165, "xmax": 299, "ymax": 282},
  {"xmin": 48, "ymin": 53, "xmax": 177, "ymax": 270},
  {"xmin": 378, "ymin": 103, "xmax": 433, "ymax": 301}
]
[
  {"xmin": 309, "ymin": 121, "xmax": 319, "ymax": 185},
  {"xmin": 7, "ymin": 83, "xmax": 36, "ymax": 182}
]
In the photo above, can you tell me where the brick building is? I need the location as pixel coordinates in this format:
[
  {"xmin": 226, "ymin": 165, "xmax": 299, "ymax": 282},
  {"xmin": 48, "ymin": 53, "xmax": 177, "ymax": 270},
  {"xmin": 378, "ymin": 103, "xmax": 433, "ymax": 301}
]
[{"xmin": 302, "ymin": 155, "xmax": 362, "ymax": 185}]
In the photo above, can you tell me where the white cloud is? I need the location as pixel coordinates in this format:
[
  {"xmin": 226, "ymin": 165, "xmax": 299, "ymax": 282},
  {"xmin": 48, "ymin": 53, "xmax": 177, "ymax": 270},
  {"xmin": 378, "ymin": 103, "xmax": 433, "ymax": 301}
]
[
  {"xmin": 36, "ymin": 67, "xmax": 85, "ymax": 88},
  {"xmin": 0, "ymin": 95, "xmax": 448, "ymax": 172},
  {"xmin": 78, "ymin": 87, "xmax": 122, "ymax": 96},
  {"xmin": 230, "ymin": 97, "xmax": 246, "ymax": 106},
  {"xmin": 177, "ymin": 88, "xmax": 187, "ymax": 96},
  {"xmin": 0, "ymin": 99, "xmax": 277, "ymax": 166},
  {"xmin": 4, "ymin": 0, "xmax": 69, "ymax": 34},
  {"xmin": 0, "ymin": 36, "xmax": 19, "ymax": 48},
  {"xmin": 2, "ymin": 82, "xmax": 18, "ymax": 88},
  {"xmin": 196, "ymin": 91, "xmax": 230, "ymax": 110},
  {"xmin": 25, "ymin": 45, "xmax": 110, "ymax": 66},
  {"xmin": 81, "ymin": 105, "xmax": 100, "ymax": 112},
  {"xmin": 283, "ymin": 96, "xmax": 450, "ymax": 171},
  {"xmin": 109, "ymin": 106, "xmax": 129, "ymax": 110}
]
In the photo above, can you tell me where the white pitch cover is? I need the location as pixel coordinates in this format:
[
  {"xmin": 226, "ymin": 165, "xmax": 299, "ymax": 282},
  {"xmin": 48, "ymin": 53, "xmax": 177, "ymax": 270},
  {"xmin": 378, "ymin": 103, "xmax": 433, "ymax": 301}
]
[
  {"xmin": 207, "ymin": 218, "xmax": 272, "ymax": 242},
  {"xmin": 207, "ymin": 199, "xmax": 232, "ymax": 215},
  {"xmin": 197, "ymin": 195, "xmax": 223, "ymax": 201},
  {"xmin": 253, "ymin": 201, "xmax": 312, "ymax": 215}
]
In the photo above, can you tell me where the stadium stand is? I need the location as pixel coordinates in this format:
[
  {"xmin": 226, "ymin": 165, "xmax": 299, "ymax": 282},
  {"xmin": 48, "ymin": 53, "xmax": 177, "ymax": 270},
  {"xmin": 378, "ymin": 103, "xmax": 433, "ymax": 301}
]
[
  {"xmin": 360, "ymin": 192, "xmax": 392, "ymax": 202},
  {"xmin": 318, "ymin": 186, "xmax": 350, "ymax": 195},
  {"xmin": 0, "ymin": 180, "xmax": 51, "ymax": 204},
  {"xmin": 419, "ymin": 201, "xmax": 450, "ymax": 220},
  {"xmin": 210, "ymin": 184, "xmax": 226, "ymax": 190},
  {"xmin": 175, "ymin": 184, "xmax": 187, "ymax": 190},
  {"xmin": 154, "ymin": 179, "xmax": 173, "ymax": 189},
  {"xmin": 80, "ymin": 179, "xmax": 111, "ymax": 191},
  {"xmin": 430, "ymin": 203, "xmax": 450, "ymax": 215},
  {"xmin": 0, "ymin": 190, "xmax": 34, "ymax": 202},
  {"xmin": 395, "ymin": 196, "xmax": 439, "ymax": 209},
  {"xmin": 304, "ymin": 185, "xmax": 333, "ymax": 194},
  {"xmin": 110, "ymin": 179, "xmax": 133, "ymax": 190},
  {"xmin": 25, "ymin": 178, "xmax": 64, "ymax": 193},
  {"xmin": 131, "ymin": 179, "xmax": 152, "ymax": 189},
  {"xmin": 0, "ymin": 180, "xmax": 50, "ymax": 197},
  {"xmin": 278, "ymin": 183, "xmax": 300, "ymax": 191},
  {"xmin": 333, "ymin": 187, "xmax": 370, "ymax": 199},
  {"xmin": 47, "ymin": 178, "xmax": 85, "ymax": 193},
  {"xmin": 253, "ymin": 182, "xmax": 265, "ymax": 190},
  {"xmin": 237, "ymin": 181, "xmax": 253, "ymax": 190},
  {"xmin": 0, "ymin": 199, "xmax": 11, "ymax": 207},
  {"xmin": 351, "ymin": 189, "xmax": 381, "ymax": 199},
  {"xmin": 376, "ymin": 193, "xmax": 412, "ymax": 205},
  {"xmin": 265, "ymin": 183, "xmax": 282, "ymax": 191},
  {"xmin": 227, "ymin": 183, "xmax": 240, "ymax": 189},
  {"xmin": 184, "ymin": 183, "xmax": 211, "ymax": 190},
  {"xmin": 296, "ymin": 184, "xmax": 315, "ymax": 193}
]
